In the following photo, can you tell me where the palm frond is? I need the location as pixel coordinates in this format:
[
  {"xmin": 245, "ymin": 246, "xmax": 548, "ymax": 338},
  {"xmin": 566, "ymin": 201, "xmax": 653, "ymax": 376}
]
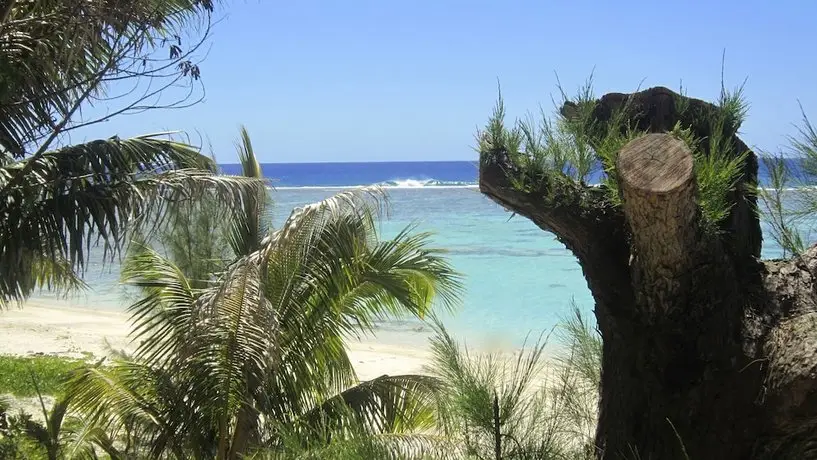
[
  {"xmin": 255, "ymin": 187, "xmax": 460, "ymax": 421},
  {"xmin": 0, "ymin": 0, "xmax": 215, "ymax": 157},
  {"xmin": 19, "ymin": 254, "xmax": 88, "ymax": 300},
  {"xmin": 123, "ymin": 246, "xmax": 275, "ymax": 456},
  {"xmin": 69, "ymin": 182, "xmax": 462, "ymax": 458},
  {"xmin": 64, "ymin": 363, "xmax": 165, "ymax": 431},
  {"xmin": 184, "ymin": 258, "xmax": 274, "ymax": 458},
  {"xmin": 259, "ymin": 431, "xmax": 460, "ymax": 460},
  {"xmin": 0, "ymin": 134, "xmax": 260, "ymax": 306},
  {"xmin": 237, "ymin": 125, "xmax": 263, "ymax": 180},
  {"xmin": 265, "ymin": 187, "xmax": 459, "ymax": 334},
  {"xmin": 228, "ymin": 125, "xmax": 270, "ymax": 257},
  {"xmin": 64, "ymin": 359, "xmax": 199, "ymax": 457},
  {"xmin": 58, "ymin": 415, "xmax": 117, "ymax": 460},
  {"xmin": 121, "ymin": 244, "xmax": 197, "ymax": 366},
  {"xmin": 298, "ymin": 374, "xmax": 441, "ymax": 438}
]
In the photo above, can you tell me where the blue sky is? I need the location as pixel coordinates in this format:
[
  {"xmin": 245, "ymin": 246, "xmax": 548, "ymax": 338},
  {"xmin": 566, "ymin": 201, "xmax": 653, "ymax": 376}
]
[{"xmin": 77, "ymin": 0, "xmax": 817, "ymax": 163}]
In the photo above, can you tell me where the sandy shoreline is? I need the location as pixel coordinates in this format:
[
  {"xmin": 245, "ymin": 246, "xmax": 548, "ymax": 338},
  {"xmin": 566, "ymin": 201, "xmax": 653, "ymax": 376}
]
[
  {"xmin": 1, "ymin": 301, "xmax": 549, "ymax": 420},
  {"xmin": 0, "ymin": 300, "xmax": 435, "ymax": 381}
]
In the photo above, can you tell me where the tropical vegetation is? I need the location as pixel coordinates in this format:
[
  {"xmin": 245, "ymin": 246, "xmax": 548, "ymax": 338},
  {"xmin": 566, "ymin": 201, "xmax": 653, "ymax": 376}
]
[
  {"xmin": 54, "ymin": 128, "xmax": 462, "ymax": 458},
  {"xmin": 0, "ymin": 0, "xmax": 255, "ymax": 307},
  {"xmin": 3, "ymin": 0, "xmax": 817, "ymax": 458}
]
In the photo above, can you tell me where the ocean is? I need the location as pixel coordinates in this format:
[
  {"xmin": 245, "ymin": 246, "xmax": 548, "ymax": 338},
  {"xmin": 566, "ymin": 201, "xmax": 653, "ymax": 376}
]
[{"xmin": 31, "ymin": 159, "xmax": 813, "ymax": 347}]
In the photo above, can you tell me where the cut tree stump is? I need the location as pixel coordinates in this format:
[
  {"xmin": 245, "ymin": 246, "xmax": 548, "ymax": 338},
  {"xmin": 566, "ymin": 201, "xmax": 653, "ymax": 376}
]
[{"xmin": 479, "ymin": 87, "xmax": 817, "ymax": 459}]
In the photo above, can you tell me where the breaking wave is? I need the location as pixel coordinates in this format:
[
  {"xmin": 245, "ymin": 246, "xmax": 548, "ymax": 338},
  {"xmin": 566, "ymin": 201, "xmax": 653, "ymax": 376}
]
[
  {"xmin": 377, "ymin": 178, "xmax": 477, "ymax": 188},
  {"xmin": 270, "ymin": 178, "xmax": 477, "ymax": 190}
]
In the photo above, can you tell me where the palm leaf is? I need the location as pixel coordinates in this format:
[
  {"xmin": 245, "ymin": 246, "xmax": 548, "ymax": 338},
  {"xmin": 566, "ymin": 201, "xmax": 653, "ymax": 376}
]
[
  {"xmin": 121, "ymin": 244, "xmax": 198, "ymax": 366},
  {"xmin": 64, "ymin": 359, "xmax": 201, "ymax": 457},
  {"xmin": 0, "ymin": 0, "xmax": 215, "ymax": 157},
  {"xmin": 254, "ymin": 187, "xmax": 460, "ymax": 419},
  {"xmin": 184, "ymin": 257, "xmax": 274, "ymax": 458},
  {"xmin": 65, "ymin": 363, "xmax": 166, "ymax": 431},
  {"xmin": 227, "ymin": 124, "xmax": 270, "ymax": 257},
  {"xmin": 298, "ymin": 374, "xmax": 441, "ymax": 438},
  {"xmin": 0, "ymin": 134, "xmax": 261, "ymax": 305},
  {"xmin": 68, "ymin": 175, "xmax": 463, "ymax": 458}
]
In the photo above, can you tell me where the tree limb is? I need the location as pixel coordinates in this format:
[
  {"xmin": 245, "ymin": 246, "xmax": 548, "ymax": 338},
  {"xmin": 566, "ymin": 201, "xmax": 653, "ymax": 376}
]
[
  {"xmin": 616, "ymin": 133, "xmax": 701, "ymax": 318},
  {"xmin": 479, "ymin": 149, "xmax": 633, "ymax": 321}
]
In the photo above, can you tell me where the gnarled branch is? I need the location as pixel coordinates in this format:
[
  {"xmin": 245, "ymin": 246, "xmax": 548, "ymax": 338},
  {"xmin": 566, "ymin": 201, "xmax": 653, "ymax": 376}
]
[{"xmin": 479, "ymin": 149, "xmax": 633, "ymax": 323}]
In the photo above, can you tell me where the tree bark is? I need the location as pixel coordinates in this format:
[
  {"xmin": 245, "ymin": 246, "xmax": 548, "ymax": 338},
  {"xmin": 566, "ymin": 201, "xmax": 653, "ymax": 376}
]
[
  {"xmin": 599, "ymin": 133, "xmax": 764, "ymax": 458},
  {"xmin": 479, "ymin": 88, "xmax": 817, "ymax": 459}
]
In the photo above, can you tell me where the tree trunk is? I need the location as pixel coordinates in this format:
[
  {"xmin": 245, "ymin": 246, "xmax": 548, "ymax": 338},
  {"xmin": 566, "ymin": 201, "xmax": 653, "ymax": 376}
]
[{"xmin": 479, "ymin": 87, "xmax": 817, "ymax": 459}]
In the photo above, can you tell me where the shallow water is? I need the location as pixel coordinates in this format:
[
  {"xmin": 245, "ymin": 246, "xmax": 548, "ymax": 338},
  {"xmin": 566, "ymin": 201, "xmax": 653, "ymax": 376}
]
[{"xmin": 31, "ymin": 184, "xmax": 805, "ymax": 347}]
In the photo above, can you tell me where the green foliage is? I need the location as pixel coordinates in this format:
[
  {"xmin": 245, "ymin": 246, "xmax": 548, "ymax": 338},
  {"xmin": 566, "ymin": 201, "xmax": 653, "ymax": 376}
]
[
  {"xmin": 0, "ymin": 1, "xmax": 263, "ymax": 307},
  {"xmin": 479, "ymin": 78, "xmax": 640, "ymax": 198},
  {"xmin": 259, "ymin": 425, "xmax": 457, "ymax": 460},
  {"xmin": 793, "ymin": 107, "xmax": 817, "ymax": 181},
  {"xmin": 551, "ymin": 305, "xmax": 602, "ymax": 453},
  {"xmin": 758, "ymin": 154, "xmax": 807, "ymax": 257},
  {"xmin": 758, "ymin": 107, "xmax": 817, "ymax": 257},
  {"xmin": 64, "ymin": 128, "xmax": 464, "ymax": 459},
  {"xmin": 0, "ymin": 133, "xmax": 259, "ymax": 306},
  {"xmin": 427, "ymin": 307, "xmax": 601, "ymax": 460},
  {"xmin": 0, "ymin": 404, "xmax": 47, "ymax": 459},
  {"xmin": 693, "ymin": 84, "xmax": 752, "ymax": 231},
  {"xmin": 153, "ymin": 198, "xmax": 234, "ymax": 289},
  {"xmin": 477, "ymin": 78, "xmax": 753, "ymax": 234},
  {"xmin": 0, "ymin": 0, "xmax": 215, "ymax": 158},
  {"xmin": 227, "ymin": 124, "xmax": 269, "ymax": 257},
  {"xmin": 0, "ymin": 355, "xmax": 83, "ymax": 397},
  {"xmin": 693, "ymin": 144, "xmax": 749, "ymax": 232},
  {"xmin": 296, "ymin": 374, "xmax": 441, "ymax": 437},
  {"xmin": 0, "ymin": 384, "xmax": 97, "ymax": 459},
  {"xmin": 717, "ymin": 80, "xmax": 750, "ymax": 137}
]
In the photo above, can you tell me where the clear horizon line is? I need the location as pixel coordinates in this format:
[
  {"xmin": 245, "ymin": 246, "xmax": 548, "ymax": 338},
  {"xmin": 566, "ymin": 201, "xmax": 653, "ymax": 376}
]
[{"xmin": 218, "ymin": 159, "xmax": 479, "ymax": 165}]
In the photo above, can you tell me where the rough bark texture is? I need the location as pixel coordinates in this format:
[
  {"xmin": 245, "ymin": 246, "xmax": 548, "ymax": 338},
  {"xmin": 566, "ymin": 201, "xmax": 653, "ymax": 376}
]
[
  {"xmin": 479, "ymin": 86, "xmax": 817, "ymax": 459},
  {"xmin": 563, "ymin": 86, "xmax": 762, "ymax": 274}
]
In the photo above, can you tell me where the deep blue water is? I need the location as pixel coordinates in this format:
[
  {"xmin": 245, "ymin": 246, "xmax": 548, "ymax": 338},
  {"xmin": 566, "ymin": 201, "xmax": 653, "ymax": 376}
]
[
  {"xmin": 33, "ymin": 158, "xmax": 814, "ymax": 347},
  {"xmin": 219, "ymin": 161, "xmax": 479, "ymax": 188},
  {"xmin": 217, "ymin": 158, "xmax": 808, "ymax": 188}
]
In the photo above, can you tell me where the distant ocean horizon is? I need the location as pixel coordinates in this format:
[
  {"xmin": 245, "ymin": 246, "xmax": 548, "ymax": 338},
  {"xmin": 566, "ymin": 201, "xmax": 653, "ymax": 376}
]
[
  {"xmin": 218, "ymin": 157, "xmax": 808, "ymax": 189},
  {"xmin": 219, "ymin": 160, "xmax": 480, "ymax": 189},
  {"xmin": 32, "ymin": 158, "xmax": 814, "ymax": 347}
]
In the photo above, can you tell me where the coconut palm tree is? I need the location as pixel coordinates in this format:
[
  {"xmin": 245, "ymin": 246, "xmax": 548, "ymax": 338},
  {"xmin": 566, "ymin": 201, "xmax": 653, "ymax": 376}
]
[
  {"xmin": 65, "ymin": 127, "xmax": 463, "ymax": 459},
  {"xmin": 0, "ymin": 0, "xmax": 255, "ymax": 306}
]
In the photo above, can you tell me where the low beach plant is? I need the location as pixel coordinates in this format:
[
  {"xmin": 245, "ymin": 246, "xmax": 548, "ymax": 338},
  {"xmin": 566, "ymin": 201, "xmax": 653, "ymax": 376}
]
[{"xmin": 0, "ymin": 356, "xmax": 84, "ymax": 398}]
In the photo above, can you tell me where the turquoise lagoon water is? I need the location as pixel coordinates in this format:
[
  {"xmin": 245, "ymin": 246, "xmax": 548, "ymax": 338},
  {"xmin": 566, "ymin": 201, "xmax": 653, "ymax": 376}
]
[{"xmin": 29, "ymin": 161, "xmax": 809, "ymax": 347}]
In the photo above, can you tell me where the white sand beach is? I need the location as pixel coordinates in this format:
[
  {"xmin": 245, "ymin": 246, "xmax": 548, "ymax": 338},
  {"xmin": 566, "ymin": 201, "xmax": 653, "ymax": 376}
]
[
  {"xmin": 0, "ymin": 300, "xmax": 435, "ymax": 381},
  {"xmin": 0, "ymin": 300, "xmax": 547, "ymax": 422}
]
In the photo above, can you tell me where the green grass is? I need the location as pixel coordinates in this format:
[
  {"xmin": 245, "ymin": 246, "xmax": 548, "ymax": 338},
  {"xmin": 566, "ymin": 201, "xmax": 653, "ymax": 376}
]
[{"xmin": 0, "ymin": 355, "xmax": 85, "ymax": 397}]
